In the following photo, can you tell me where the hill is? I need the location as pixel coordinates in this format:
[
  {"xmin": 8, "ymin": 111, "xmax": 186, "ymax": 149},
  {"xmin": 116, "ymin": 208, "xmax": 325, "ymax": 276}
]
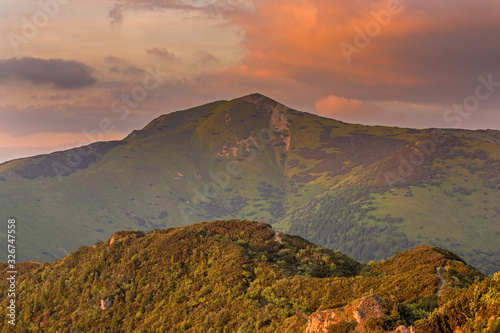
[
  {"xmin": 0, "ymin": 94, "xmax": 499, "ymax": 274},
  {"xmin": 1, "ymin": 220, "xmax": 497, "ymax": 332}
]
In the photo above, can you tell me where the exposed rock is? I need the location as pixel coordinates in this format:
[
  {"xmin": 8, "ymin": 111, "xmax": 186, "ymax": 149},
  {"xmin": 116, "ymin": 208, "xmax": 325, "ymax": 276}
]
[
  {"xmin": 274, "ymin": 230, "xmax": 283, "ymax": 244},
  {"xmin": 100, "ymin": 297, "xmax": 113, "ymax": 310},
  {"xmin": 391, "ymin": 325, "xmax": 417, "ymax": 333},
  {"xmin": 352, "ymin": 294, "xmax": 385, "ymax": 326},
  {"xmin": 305, "ymin": 309, "xmax": 341, "ymax": 333},
  {"xmin": 39, "ymin": 312, "xmax": 49, "ymax": 327},
  {"xmin": 110, "ymin": 230, "xmax": 145, "ymax": 244},
  {"xmin": 304, "ymin": 294, "xmax": 386, "ymax": 333}
]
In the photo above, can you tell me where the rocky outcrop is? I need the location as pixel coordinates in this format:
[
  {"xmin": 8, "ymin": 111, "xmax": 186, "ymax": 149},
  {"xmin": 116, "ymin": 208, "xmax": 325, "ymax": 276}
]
[
  {"xmin": 304, "ymin": 294, "xmax": 386, "ymax": 333},
  {"xmin": 109, "ymin": 230, "xmax": 145, "ymax": 244},
  {"xmin": 391, "ymin": 325, "xmax": 417, "ymax": 333},
  {"xmin": 39, "ymin": 312, "xmax": 49, "ymax": 327},
  {"xmin": 352, "ymin": 294, "xmax": 385, "ymax": 326},
  {"xmin": 305, "ymin": 309, "xmax": 342, "ymax": 333},
  {"xmin": 100, "ymin": 297, "xmax": 113, "ymax": 310}
]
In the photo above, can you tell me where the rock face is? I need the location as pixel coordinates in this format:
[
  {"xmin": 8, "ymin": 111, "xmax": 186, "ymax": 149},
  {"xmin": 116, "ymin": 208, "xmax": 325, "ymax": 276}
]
[
  {"xmin": 304, "ymin": 294, "xmax": 386, "ymax": 333},
  {"xmin": 305, "ymin": 310, "xmax": 340, "ymax": 333},
  {"xmin": 109, "ymin": 230, "xmax": 145, "ymax": 245},
  {"xmin": 352, "ymin": 294, "xmax": 385, "ymax": 326},
  {"xmin": 100, "ymin": 297, "xmax": 113, "ymax": 310},
  {"xmin": 390, "ymin": 325, "xmax": 417, "ymax": 333}
]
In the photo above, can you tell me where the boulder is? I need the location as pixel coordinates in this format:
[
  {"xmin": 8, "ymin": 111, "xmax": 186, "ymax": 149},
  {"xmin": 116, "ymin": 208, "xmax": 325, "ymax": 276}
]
[
  {"xmin": 304, "ymin": 294, "xmax": 386, "ymax": 333},
  {"xmin": 305, "ymin": 309, "xmax": 341, "ymax": 333},
  {"xmin": 352, "ymin": 294, "xmax": 385, "ymax": 326}
]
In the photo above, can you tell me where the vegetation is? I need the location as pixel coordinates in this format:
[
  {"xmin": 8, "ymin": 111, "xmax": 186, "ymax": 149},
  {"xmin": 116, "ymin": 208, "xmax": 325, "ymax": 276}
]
[
  {"xmin": 284, "ymin": 186, "xmax": 413, "ymax": 263},
  {"xmin": 0, "ymin": 220, "xmax": 495, "ymax": 332},
  {"xmin": 417, "ymin": 275, "xmax": 500, "ymax": 332},
  {"xmin": 0, "ymin": 93, "xmax": 499, "ymax": 275}
]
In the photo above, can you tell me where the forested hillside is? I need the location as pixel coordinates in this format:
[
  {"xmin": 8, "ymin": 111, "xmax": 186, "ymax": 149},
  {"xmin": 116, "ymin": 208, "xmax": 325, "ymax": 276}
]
[{"xmin": 0, "ymin": 220, "xmax": 497, "ymax": 332}]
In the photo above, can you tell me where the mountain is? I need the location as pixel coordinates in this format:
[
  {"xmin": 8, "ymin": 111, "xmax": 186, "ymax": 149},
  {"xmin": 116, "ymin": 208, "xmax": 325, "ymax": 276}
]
[
  {"xmin": 0, "ymin": 220, "xmax": 497, "ymax": 332},
  {"xmin": 0, "ymin": 93, "xmax": 499, "ymax": 274}
]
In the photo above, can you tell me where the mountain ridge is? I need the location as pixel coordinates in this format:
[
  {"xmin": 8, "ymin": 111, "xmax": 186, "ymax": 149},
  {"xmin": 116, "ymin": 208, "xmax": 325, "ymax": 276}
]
[
  {"xmin": 0, "ymin": 93, "xmax": 499, "ymax": 274},
  {"xmin": 0, "ymin": 219, "xmax": 497, "ymax": 332}
]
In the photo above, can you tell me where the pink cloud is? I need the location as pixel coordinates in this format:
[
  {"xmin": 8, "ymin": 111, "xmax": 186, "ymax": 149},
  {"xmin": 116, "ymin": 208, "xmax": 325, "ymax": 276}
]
[
  {"xmin": 195, "ymin": 50, "xmax": 219, "ymax": 65},
  {"xmin": 145, "ymin": 47, "xmax": 178, "ymax": 62},
  {"xmin": 315, "ymin": 95, "xmax": 366, "ymax": 118}
]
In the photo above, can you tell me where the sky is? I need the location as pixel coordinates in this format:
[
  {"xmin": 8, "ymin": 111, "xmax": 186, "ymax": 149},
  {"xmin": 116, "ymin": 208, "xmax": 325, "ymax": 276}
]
[{"xmin": 0, "ymin": 0, "xmax": 499, "ymax": 163}]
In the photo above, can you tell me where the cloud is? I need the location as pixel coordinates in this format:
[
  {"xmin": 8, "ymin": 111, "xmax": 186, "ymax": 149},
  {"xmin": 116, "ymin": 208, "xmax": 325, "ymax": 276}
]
[
  {"xmin": 209, "ymin": 0, "xmax": 500, "ymax": 106},
  {"xmin": 0, "ymin": 57, "xmax": 96, "ymax": 89},
  {"xmin": 100, "ymin": 0, "xmax": 500, "ymax": 109},
  {"xmin": 109, "ymin": 0, "xmax": 255, "ymax": 17},
  {"xmin": 313, "ymin": 95, "xmax": 390, "ymax": 125},
  {"xmin": 104, "ymin": 56, "xmax": 123, "ymax": 64},
  {"xmin": 108, "ymin": 3, "xmax": 125, "ymax": 25},
  {"xmin": 195, "ymin": 49, "xmax": 219, "ymax": 64},
  {"xmin": 315, "ymin": 95, "xmax": 366, "ymax": 119},
  {"xmin": 30, "ymin": 93, "xmax": 75, "ymax": 101},
  {"xmin": 146, "ymin": 47, "xmax": 178, "ymax": 62},
  {"xmin": 104, "ymin": 56, "xmax": 146, "ymax": 75}
]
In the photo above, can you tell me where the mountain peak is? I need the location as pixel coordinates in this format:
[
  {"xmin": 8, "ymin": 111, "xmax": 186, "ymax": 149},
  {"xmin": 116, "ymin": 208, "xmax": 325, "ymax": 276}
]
[
  {"xmin": 237, "ymin": 92, "xmax": 282, "ymax": 106},
  {"xmin": 1, "ymin": 95, "xmax": 500, "ymax": 276},
  {"xmin": 241, "ymin": 92, "xmax": 268, "ymax": 99}
]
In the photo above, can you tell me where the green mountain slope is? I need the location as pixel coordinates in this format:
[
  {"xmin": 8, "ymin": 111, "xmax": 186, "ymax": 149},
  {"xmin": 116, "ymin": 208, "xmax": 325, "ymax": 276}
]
[
  {"xmin": 1, "ymin": 220, "xmax": 496, "ymax": 332},
  {"xmin": 0, "ymin": 94, "xmax": 499, "ymax": 274}
]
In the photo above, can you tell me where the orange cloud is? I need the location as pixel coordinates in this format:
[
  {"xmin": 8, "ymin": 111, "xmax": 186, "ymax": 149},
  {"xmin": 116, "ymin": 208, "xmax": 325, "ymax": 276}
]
[
  {"xmin": 229, "ymin": 0, "xmax": 411, "ymax": 81},
  {"xmin": 315, "ymin": 95, "xmax": 366, "ymax": 118},
  {"xmin": 222, "ymin": 0, "xmax": 500, "ymax": 99}
]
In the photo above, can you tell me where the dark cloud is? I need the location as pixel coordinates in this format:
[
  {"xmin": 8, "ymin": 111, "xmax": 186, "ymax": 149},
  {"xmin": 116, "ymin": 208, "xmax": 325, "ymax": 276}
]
[
  {"xmin": 108, "ymin": 4, "xmax": 125, "ymax": 25},
  {"xmin": 109, "ymin": 64, "xmax": 145, "ymax": 75},
  {"xmin": 146, "ymin": 47, "xmax": 178, "ymax": 62},
  {"xmin": 123, "ymin": 65, "xmax": 146, "ymax": 75},
  {"xmin": 103, "ymin": 56, "xmax": 146, "ymax": 75},
  {"xmin": 0, "ymin": 57, "xmax": 96, "ymax": 89}
]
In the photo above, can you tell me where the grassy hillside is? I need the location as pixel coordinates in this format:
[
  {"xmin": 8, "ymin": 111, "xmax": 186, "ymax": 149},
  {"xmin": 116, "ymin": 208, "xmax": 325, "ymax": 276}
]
[
  {"xmin": 0, "ymin": 220, "xmax": 495, "ymax": 332},
  {"xmin": 0, "ymin": 94, "xmax": 499, "ymax": 274}
]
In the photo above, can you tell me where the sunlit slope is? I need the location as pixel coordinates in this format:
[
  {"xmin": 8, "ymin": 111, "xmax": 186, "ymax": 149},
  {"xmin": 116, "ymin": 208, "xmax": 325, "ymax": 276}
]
[{"xmin": 0, "ymin": 220, "xmax": 491, "ymax": 332}]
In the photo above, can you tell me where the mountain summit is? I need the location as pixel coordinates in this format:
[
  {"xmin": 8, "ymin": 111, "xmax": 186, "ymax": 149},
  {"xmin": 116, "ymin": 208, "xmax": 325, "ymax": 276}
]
[{"xmin": 0, "ymin": 94, "xmax": 499, "ymax": 274}]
